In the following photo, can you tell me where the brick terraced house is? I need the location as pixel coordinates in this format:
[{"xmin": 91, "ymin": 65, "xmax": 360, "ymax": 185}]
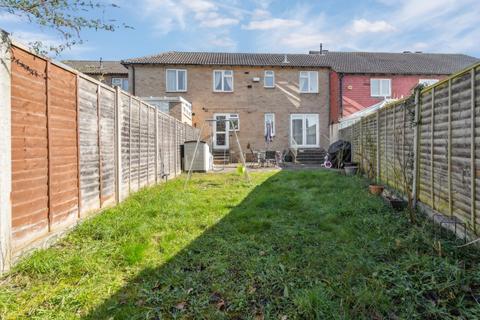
[
  {"xmin": 312, "ymin": 51, "xmax": 479, "ymax": 139},
  {"xmin": 122, "ymin": 52, "xmax": 332, "ymax": 163},
  {"xmin": 121, "ymin": 50, "xmax": 478, "ymax": 163}
]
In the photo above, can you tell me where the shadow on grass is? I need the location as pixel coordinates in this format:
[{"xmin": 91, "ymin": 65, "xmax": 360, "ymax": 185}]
[{"xmin": 83, "ymin": 170, "xmax": 480, "ymax": 319}]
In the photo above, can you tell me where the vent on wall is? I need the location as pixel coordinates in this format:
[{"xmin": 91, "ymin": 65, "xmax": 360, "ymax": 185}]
[{"xmin": 252, "ymin": 77, "xmax": 260, "ymax": 82}]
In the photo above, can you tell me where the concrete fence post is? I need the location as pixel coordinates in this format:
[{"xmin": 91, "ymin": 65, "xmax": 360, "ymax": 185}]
[
  {"xmin": 376, "ymin": 112, "xmax": 380, "ymax": 182},
  {"xmin": 0, "ymin": 34, "xmax": 12, "ymax": 272},
  {"xmin": 115, "ymin": 86, "xmax": 122, "ymax": 203}
]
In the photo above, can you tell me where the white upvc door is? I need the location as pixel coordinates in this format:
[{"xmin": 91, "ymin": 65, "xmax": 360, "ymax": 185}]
[
  {"xmin": 213, "ymin": 113, "xmax": 229, "ymax": 149},
  {"xmin": 290, "ymin": 114, "xmax": 319, "ymax": 148}
]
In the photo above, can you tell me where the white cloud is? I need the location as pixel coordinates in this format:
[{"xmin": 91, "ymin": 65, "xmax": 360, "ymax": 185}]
[
  {"xmin": 348, "ymin": 19, "xmax": 396, "ymax": 34},
  {"xmin": 242, "ymin": 18, "xmax": 301, "ymax": 30},
  {"xmin": 0, "ymin": 12, "xmax": 23, "ymax": 23}
]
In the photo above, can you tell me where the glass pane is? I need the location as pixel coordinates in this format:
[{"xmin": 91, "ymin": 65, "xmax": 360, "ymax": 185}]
[
  {"xmin": 122, "ymin": 79, "xmax": 129, "ymax": 91},
  {"xmin": 177, "ymin": 70, "xmax": 186, "ymax": 91},
  {"xmin": 306, "ymin": 115, "xmax": 317, "ymax": 145},
  {"xmin": 309, "ymin": 72, "xmax": 318, "ymax": 92},
  {"xmin": 216, "ymin": 115, "xmax": 226, "ymax": 131},
  {"xmin": 224, "ymin": 75, "xmax": 233, "ymax": 91},
  {"xmin": 167, "ymin": 70, "xmax": 177, "ymax": 91},
  {"xmin": 371, "ymin": 80, "xmax": 380, "ymax": 96},
  {"xmin": 381, "ymin": 79, "xmax": 390, "ymax": 96},
  {"xmin": 224, "ymin": 70, "xmax": 233, "ymax": 76},
  {"xmin": 214, "ymin": 71, "xmax": 222, "ymax": 91},
  {"xmin": 300, "ymin": 77, "xmax": 308, "ymax": 92},
  {"xmin": 292, "ymin": 118, "xmax": 303, "ymax": 145},
  {"xmin": 229, "ymin": 119, "xmax": 238, "ymax": 130},
  {"xmin": 265, "ymin": 76, "xmax": 274, "ymax": 87},
  {"xmin": 216, "ymin": 133, "xmax": 226, "ymax": 146}
]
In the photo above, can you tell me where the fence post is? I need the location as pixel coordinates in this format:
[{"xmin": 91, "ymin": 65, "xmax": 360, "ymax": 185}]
[
  {"xmin": 360, "ymin": 117, "xmax": 364, "ymax": 171},
  {"xmin": 471, "ymin": 69, "xmax": 476, "ymax": 232},
  {"xmin": 376, "ymin": 112, "xmax": 380, "ymax": 182},
  {"xmin": 155, "ymin": 107, "xmax": 159, "ymax": 184},
  {"xmin": 392, "ymin": 106, "xmax": 397, "ymax": 189},
  {"xmin": 430, "ymin": 88, "xmax": 435, "ymax": 209},
  {"xmin": 412, "ymin": 89, "xmax": 421, "ymax": 208},
  {"xmin": 115, "ymin": 86, "xmax": 122, "ymax": 203},
  {"xmin": 384, "ymin": 110, "xmax": 388, "ymax": 185},
  {"xmin": 0, "ymin": 35, "xmax": 12, "ymax": 272},
  {"xmin": 46, "ymin": 61, "xmax": 53, "ymax": 231},
  {"xmin": 128, "ymin": 96, "xmax": 132, "ymax": 194},
  {"xmin": 96, "ymin": 84, "xmax": 103, "ymax": 207},
  {"xmin": 447, "ymin": 79, "xmax": 453, "ymax": 216}
]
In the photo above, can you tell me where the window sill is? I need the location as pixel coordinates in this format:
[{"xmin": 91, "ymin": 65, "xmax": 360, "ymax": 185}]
[
  {"xmin": 213, "ymin": 91, "xmax": 234, "ymax": 93},
  {"xmin": 166, "ymin": 90, "xmax": 188, "ymax": 93}
]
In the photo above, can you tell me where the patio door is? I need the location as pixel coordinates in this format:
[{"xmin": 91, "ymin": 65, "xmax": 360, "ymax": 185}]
[
  {"xmin": 213, "ymin": 113, "xmax": 229, "ymax": 149},
  {"xmin": 290, "ymin": 114, "xmax": 319, "ymax": 147}
]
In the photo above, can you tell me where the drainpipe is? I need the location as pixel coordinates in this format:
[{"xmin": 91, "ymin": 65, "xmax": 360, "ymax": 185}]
[{"xmin": 339, "ymin": 73, "xmax": 344, "ymax": 119}]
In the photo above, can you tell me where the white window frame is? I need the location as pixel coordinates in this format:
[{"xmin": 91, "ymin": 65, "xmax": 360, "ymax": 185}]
[
  {"xmin": 228, "ymin": 113, "xmax": 239, "ymax": 131},
  {"xmin": 419, "ymin": 79, "xmax": 439, "ymax": 87},
  {"xmin": 299, "ymin": 71, "xmax": 318, "ymax": 93},
  {"xmin": 166, "ymin": 69, "xmax": 187, "ymax": 92},
  {"xmin": 370, "ymin": 78, "xmax": 391, "ymax": 97},
  {"xmin": 264, "ymin": 70, "xmax": 275, "ymax": 88},
  {"xmin": 264, "ymin": 113, "xmax": 275, "ymax": 136},
  {"xmin": 213, "ymin": 70, "xmax": 234, "ymax": 92},
  {"xmin": 112, "ymin": 77, "xmax": 128, "ymax": 91}
]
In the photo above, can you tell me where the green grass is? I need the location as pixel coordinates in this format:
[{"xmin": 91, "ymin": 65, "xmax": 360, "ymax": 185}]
[{"xmin": 0, "ymin": 170, "xmax": 480, "ymax": 319}]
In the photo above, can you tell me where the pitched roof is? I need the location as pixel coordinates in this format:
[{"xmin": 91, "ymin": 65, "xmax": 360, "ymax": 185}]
[
  {"xmin": 62, "ymin": 60, "xmax": 128, "ymax": 75},
  {"xmin": 122, "ymin": 51, "xmax": 331, "ymax": 67},
  {"xmin": 122, "ymin": 50, "xmax": 479, "ymax": 75},
  {"xmin": 310, "ymin": 51, "xmax": 479, "ymax": 74}
]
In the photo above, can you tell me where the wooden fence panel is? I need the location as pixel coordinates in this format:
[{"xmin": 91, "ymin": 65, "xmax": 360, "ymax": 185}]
[
  {"xmin": 139, "ymin": 104, "xmax": 148, "ymax": 188},
  {"xmin": 340, "ymin": 62, "xmax": 480, "ymax": 236},
  {"xmin": 120, "ymin": 93, "xmax": 130, "ymax": 199},
  {"xmin": 130, "ymin": 99, "xmax": 140, "ymax": 192},
  {"xmin": 99, "ymin": 86, "xmax": 116, "ymax": 206},
  {"xmin": 48, "ymin": 64, "xmax": 78, "ymax": 229},
  {"xmin": 148, "ymin": 107, "xmax": 156, "ymax": 184},
  {"xmin": 78, "ymin": 78, "xmax": 100, "ymax": 215},
  {"xmin": 10, "ymin": 47, "xmax": 49, "ymax": 248}
]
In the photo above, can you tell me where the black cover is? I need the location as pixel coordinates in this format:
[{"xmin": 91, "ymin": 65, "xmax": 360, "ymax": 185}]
[{"xmin": 327, "ymin": 140, "xmax": 351, "ymax": 168}]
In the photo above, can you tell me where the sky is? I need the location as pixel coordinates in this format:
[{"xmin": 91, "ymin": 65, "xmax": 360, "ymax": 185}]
[{"xmin": 0, "ymin": 0, "xmax": 479, "ymax": 60}]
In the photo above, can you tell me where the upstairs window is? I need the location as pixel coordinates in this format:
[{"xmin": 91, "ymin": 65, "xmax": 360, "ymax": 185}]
[
  {"xmin": 112, "ymin": 78, "xmax": 129, "ymax": 91},
  {"xmin": 213, "ymin": 70, "xmax": 234, "ymax": 92},
  {"xmin": 299, "ymin": 71, "xmax": 318, "ymax": 93},
  {"xmin": 264, "ymin": 70, "xmax": 275, "ymax": 88},
  {"xmin": 370, "ymin": 79, "xmax": 391, "ymax": 97},
  {"xmin": 166, "ymin": 69, "xmax": 187, "ymax": 92},
  {"xmin": 419, "ymin": 79, "xmax": 439, "ymax": 87}
]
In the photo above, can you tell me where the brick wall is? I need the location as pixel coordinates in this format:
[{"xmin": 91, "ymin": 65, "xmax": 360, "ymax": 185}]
[
  {"xmin": 130, "ymin": 64, "xmax": 331, "ymax": 157},
  {"xmin": 341, "ymin": 73, "xmax": 445, "ymax": 117}
]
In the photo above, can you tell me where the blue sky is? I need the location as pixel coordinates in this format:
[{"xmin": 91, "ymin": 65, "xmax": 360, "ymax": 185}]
[{"xmin": 1, "ymin": 0, "xmax": 479, "ymax": 60}]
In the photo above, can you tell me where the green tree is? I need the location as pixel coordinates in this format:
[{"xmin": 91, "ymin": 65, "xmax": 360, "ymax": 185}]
[{"xmin": 0, "ymin": 0, "xmax": 130, "ymax": 55}]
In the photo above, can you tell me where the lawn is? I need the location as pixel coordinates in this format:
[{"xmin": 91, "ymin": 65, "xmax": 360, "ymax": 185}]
[{"xmin": 0, "ymin": 170, "xmax": 479, "ymax": 319}]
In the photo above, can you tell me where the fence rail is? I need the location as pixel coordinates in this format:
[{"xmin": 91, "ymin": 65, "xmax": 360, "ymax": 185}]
[
  {"xmin": 340, "ymin": 62, "xmax": 480, "ymax": 235},
  {"xmin": 1, "ymin": 40, "xmax": 198, "ymax": 272}
]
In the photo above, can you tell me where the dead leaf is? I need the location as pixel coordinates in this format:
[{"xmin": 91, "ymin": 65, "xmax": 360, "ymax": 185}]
[
  {"xmin": 186, "ymin": 287, "xmax": 193, "ymax": 294},
  {"xmin": 216, "ymin": 299, "xmax": 225, "ymax": 310},
  {"xmin": 175, "ymin": 301, "xmax": 186, "ymax": 310}
]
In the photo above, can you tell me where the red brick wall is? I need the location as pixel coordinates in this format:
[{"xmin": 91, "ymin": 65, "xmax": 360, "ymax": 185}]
[
  {"xmin": 340, "ymin": 74, "xmax": 446, "ymax": 117},
  {"xmin": 329, "ymin": 71, "xmax": 340, "ymax": 124}
]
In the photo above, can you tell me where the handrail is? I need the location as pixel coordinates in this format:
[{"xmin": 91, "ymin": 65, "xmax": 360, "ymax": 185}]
[{"xmin": 290, "ymin": 138, "xmax": 299, "ymax": 163}]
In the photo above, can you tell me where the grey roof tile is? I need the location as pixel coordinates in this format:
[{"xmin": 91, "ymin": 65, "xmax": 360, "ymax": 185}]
[
  {"xmin": 62, "ymin": 60, "xmax": 128, "ymax": 75},
  {"xmin": 122, "ymin": 51, "xmax": 479, "ymax": 75}
]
